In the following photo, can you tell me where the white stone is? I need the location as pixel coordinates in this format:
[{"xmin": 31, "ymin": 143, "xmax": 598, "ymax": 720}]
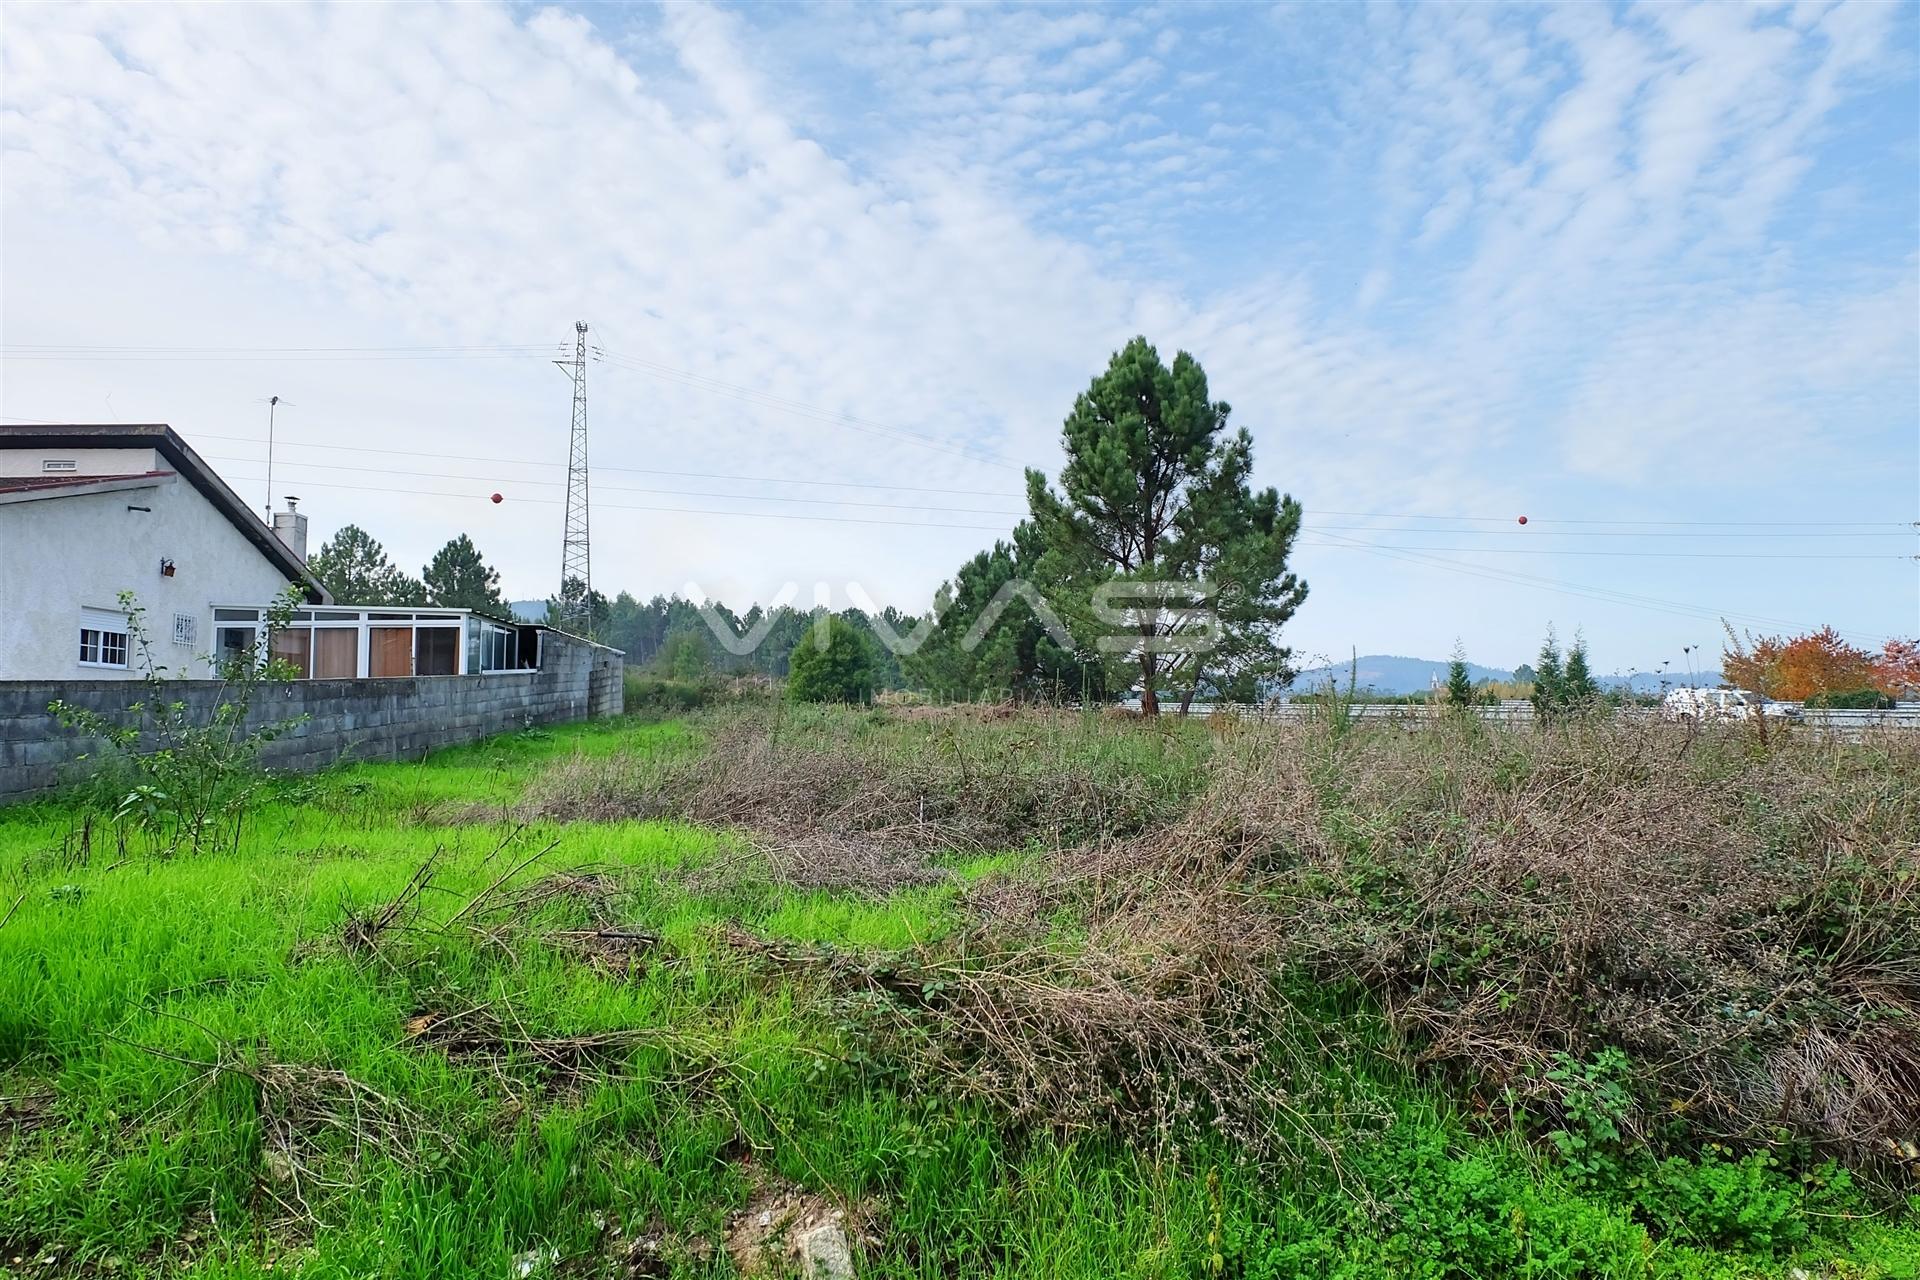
[{"xmin": 795, "ymin": 1222, "xmax": 856, "ymax": 1280}]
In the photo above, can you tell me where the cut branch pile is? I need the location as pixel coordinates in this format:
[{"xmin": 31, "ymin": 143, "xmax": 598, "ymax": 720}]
[{"xmin": 723, "ymin": 913, "xmax": 1340, "ymax": 1165}]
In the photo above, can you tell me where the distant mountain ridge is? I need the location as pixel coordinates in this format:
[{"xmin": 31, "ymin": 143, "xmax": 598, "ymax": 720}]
[
  {"xmin": 1288, "ymin": 654, "xmax": 1723, "ymax": 696},
  {"xmin": 1289, "ymin": 655, "xmax": 1511, "ymax": 694}
]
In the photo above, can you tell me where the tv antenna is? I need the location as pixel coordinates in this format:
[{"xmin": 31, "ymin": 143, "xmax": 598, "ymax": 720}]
[{"xmin": 259, "ymin": 395, "xmax": 292, "ymax": 517}]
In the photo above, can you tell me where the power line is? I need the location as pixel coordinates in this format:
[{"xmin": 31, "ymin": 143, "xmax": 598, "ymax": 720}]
[
  {"xmin": 1304, "ymin": 543, "xmax": 1910, "ymax": 561},
  {"xmin": 213, "ymin": 472, "xmax": 1009, "ymax": 532},
  {"xmin": 183, "ymin": 439, "xmax": 1918, "ymax": 537},
  {"xmin": 197, "ymin": 454, "xmax": 1024, "ymax": 516},
  {"xmin": 9, "ymin": 346, "xmax": 1914, "ymax": 532},
  {"xmin": 207, "ymin": 452, "xmax": 1919, "ymax": 544},
  {"xmin": 1315, "ymin": 508, "xmax": 1913, "ymax": 529},
  {"xmin": 2, "ymin": 343, "xmax": 558, "ymax": 351},
  {"xmin": 1, "ymin": 343, "xmax": 563, "ymax": 362},
  {"xmin": 182, "ymin": 433, "xmax": 1023, "ymax": 498},
  {"xmin": 204, "ymin": 454, "xmax": 1920, "ymax": 535},
  {"xmin": 1304, "ymin": 530, "xmax": 1897, "ymax": 643},
  {"xmin": 1306, "ymin": 526, "xmax": 1915, "ymax": 539},
  {"xmin": 591, "ymin": 345, "xmax": 1020, "ymax": 471},
  {"xmin": 218, "ymin": 468, "xmax": 1910, "ymax": 564}
]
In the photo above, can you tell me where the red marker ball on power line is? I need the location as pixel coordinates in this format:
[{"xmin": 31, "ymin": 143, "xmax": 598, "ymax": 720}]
[
  {"xmin": 491, "ymin": 493, "xmax": 503, "ymax": 504},
  {"xmin": 1516, "ymin": 515, "xmax": 1528, "ymax": 525}
]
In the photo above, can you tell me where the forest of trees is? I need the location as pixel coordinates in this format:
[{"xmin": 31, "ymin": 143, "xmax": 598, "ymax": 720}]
[{"xmin": 569, "ymin": 590, "xmax": 913, "ymax": 689}]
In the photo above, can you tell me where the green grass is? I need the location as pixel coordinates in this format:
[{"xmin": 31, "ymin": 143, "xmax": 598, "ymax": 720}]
[{"xmin": 2, "ymin": 715, "xmax": 1913, "ymax": 1278}]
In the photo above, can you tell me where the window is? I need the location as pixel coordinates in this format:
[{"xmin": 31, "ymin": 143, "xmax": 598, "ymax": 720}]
[
  {"xmin": 271, "ymin": 628, "xmax": 312, "ymax": 678},
  {"xmin": 370, "ymin": 626, "xmax": 413, "ymax": 677},
  {"xmin": 78, "ymin": 618, "xmax": 130, "ymax": 668},
  {"xmin": 416, "ymin": 626, "xmax": 459, "ymax": 676},
  {"xmin": 466, "ymin": 619, "xmax": 524, "ymax": 673},
  {"xmin": 312, "ymin": 628, "xmax": 358, "ymax": 679},
  {"xmin": 216, "ymin": 626, "xmax": 258, "ymax": 669},
  {"xmin": 41, "ymin": 459, "xmax": 78, "ymax": 473}
]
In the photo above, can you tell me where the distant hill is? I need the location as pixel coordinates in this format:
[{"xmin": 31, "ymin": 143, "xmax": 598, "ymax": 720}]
[
  {"xmin": 1287, "ymin": 654, "xmax": 1723, "ymax": 696},
  {"xmin": 1288, "ymin": 655, "xmax": 1512, "ymax": 695},
  {"xmin": 1606, "ymin": 669, "xmax": 1726, "ymax": 694},
  {"xmin": 508, "ymin": 599, "xmax": 546, "ymax": 623}
]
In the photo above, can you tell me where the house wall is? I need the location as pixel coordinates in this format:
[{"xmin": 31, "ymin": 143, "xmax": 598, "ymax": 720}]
[
  {"xmin": 0, "ymin": 632, "xmax": 624, "ymax": 803},
  {"xmin": 0, "ymin": 446, "xmax": 162, "ymax": 476},
  {"xmin": 0, "ymin": 476, "xmax": 300, "ymax": 679}
]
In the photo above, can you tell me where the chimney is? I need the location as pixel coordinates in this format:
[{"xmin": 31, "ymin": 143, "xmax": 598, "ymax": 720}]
[{"xmin": 272, "ymin": 496, "xmax": 308, "ymax": 563}]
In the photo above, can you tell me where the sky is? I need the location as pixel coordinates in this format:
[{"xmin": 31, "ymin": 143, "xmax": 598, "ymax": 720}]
[{"xmin": 2, "ymin": 0, "xmax": 1916, "ymax": 674}]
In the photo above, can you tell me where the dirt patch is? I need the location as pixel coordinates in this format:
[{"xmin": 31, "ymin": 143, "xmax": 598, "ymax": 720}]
[
  {"xmin": 724, "ymin": 1179, "xmax": 862, "ymax": 1277},
  {"xmin": 0, "ymin": 1086, "xmax": 57, "ymax": 1134}
]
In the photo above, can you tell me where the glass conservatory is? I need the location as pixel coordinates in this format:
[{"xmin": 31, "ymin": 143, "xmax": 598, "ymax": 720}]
[{"xmin": 208, "ymin": 605, "xmax": 537, "ymax": 679}]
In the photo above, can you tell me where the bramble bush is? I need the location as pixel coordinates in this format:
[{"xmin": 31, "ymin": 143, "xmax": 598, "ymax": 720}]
[{"xmin": 50, "ymin": 584, "xmax": 308, "ymax": 857}]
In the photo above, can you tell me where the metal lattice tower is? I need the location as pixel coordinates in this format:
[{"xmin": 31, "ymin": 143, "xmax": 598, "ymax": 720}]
[{"xmin": 555, "ymin": 320, "xmax": 593, "ymax": 636}]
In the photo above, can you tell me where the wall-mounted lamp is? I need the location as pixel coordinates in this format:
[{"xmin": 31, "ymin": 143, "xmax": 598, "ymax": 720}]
[{"xmin": 159, "ymin": 558, "xmax": 176, "ymax": 578}]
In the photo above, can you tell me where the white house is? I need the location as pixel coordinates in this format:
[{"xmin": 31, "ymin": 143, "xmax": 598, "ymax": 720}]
[{"xmin": 0, "ymin": 423, "xmax": 329, "ymax": 680}]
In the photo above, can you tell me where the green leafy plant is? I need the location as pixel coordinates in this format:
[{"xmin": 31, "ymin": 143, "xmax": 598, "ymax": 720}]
[
  {"xmin": 1541, "ymin": 1048, "xmax": 1634, "ymax": 1188},
  {"xmin": 1631, "ymin": 1147, "xmax": 1819, "ymax": 1253},
  {"xmin": 1804, "ymin": 688, "xmax": 1896, "ymax": 710},
  {"xmin": 50, "ymin": 584, "xmax": 311, "ymax": 857},
  {"xmin": 787, "ymin": 616, "xmax": 877, "ymax": 704}
]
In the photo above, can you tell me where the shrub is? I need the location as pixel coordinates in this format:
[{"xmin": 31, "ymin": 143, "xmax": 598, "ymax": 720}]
[
  {"xmin": 1260, "ymin": 715, "xmax": 1920, "ymax": 1167},
  {"xmin": 622, "ymin": 674, "xmax": 711, "ymax": 714},
  {"xmin": 1804, "ymin": 688, "xmax": 1896, "ymax": 710},
  {"xmin": 49, "ymin": 585, "xmax": 309, "ymax": 857},
  {"xmin": 787, "ymin": 617, "xmax": 876, "ymax": 704}
]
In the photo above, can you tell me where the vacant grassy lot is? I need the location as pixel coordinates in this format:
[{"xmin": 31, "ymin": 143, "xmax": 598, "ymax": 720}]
[{"xmin": 2, "ymin": 705, "xmax": 1916, "ymax": 1278}]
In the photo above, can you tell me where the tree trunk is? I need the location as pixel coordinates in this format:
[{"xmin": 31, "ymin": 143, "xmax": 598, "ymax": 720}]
[{"xmin": 1138, "ymin": 649, "xmax": 1159, "ymax": 716}]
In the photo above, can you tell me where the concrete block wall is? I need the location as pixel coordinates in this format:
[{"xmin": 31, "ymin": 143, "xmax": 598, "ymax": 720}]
[{"xmin": 0, "ymin": 632, "xmax": 623, "ymax": 804}]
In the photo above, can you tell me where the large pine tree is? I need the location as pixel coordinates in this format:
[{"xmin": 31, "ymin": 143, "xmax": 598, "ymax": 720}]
[{"xmin": 1024, "ymin": 337, "xmax": 1306, "ymax": 714}]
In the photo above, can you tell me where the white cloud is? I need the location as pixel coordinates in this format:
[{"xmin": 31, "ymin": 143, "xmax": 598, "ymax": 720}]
[{"xmin": 1, "ymin": 0, "xmax": 1913, "ymax": 664}]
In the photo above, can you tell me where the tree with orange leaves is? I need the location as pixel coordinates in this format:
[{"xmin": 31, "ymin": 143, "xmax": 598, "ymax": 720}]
[
  {"xmin": 1723, "ymin": 624, "xmax": 1917, "ymax": 700},
  {"xmin": 1876, "ymin": 639, "xmax": 1920, "ymax": 697}
]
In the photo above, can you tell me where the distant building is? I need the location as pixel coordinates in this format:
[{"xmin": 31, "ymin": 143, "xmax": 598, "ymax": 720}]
[
  {"xmin": 0, "ymin": 423, "xmax": 328, "ymax": 680},
  {"xmin": 1, "ymin": 422, "xmax": 587, "ymax": 684}
]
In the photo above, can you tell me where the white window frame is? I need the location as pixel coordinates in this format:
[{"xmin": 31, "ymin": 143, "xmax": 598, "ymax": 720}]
[
  {"xmin": 209, "ymin": 604, "xmax": 493, "ymax": 678},
  {"xmin": 78, "ymin": 609, "xmax": 131, "ymax": 670}
]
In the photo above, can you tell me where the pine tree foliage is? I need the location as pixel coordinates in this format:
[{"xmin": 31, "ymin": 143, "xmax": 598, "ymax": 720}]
[
  {"xmin": 1446, "ymin": 640, "xmax": 1474, "ymax": 710},
  {"xmin": 422, "ymin": 535, "xmax": 505, "ymax": 612},
  {"xmin": 1023, "ymin": 337, "xmax": 1307, "ymax": 714},
  {"xmin": 308, "ymin": 524, "xmax": 426, "ymax": 606},
  {"xmin": 1531, "ymin": 627, "xmax": 1566, "ymax": 721}
]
